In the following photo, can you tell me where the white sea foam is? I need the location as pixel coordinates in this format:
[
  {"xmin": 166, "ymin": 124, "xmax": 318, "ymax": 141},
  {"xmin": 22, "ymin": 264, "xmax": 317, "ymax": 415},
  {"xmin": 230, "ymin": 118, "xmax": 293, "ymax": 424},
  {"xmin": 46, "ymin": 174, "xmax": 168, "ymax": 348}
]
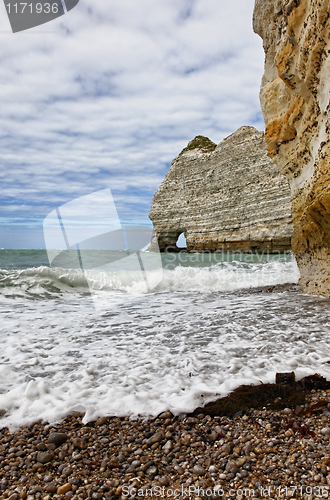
[
  {"xmin": 1, "ymin": 256, "xmax": 330, "ymax": 429},
  {"xmin": 0, "ymin": 257, "xmax": 300, "ymax": 298},
  {"xmin": 155, "ymin": 259, "xmax": 300, "ymax": 293}
]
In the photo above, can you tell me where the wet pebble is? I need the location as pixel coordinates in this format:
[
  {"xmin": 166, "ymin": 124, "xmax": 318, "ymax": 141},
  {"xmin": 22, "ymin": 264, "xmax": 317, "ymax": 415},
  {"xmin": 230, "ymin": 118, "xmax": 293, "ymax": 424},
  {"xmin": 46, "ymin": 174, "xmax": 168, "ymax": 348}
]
[
  {"xmin": 159, "ymin": 411, "xmax": 173, "ymax": 419},
  {"xmin": 48, "ymin": 432, "xmax": 68, "ymax": 446}
]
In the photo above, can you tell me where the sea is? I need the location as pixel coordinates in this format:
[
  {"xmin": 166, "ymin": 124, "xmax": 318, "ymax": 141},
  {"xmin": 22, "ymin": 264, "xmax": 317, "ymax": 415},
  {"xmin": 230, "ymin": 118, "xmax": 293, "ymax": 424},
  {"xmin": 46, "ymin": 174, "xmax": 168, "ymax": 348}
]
[{"xmin": 1, "ymin": 248, "xmax": 330, "ymax": 430}]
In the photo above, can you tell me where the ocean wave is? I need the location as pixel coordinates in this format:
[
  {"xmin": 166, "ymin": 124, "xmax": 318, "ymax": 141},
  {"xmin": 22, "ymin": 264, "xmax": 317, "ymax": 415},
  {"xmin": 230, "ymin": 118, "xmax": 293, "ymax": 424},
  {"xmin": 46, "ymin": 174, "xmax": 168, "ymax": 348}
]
[
  {"xmin": 0, "ymin": 267, "xmax": 90, "ymax": 298},
  {"xmin": 0, "ymin": 258, "xmax": 300, "ymax": 299},
  {"xmin": 155, "ymin": 259, "xmax": 300, "ymax": 293}
]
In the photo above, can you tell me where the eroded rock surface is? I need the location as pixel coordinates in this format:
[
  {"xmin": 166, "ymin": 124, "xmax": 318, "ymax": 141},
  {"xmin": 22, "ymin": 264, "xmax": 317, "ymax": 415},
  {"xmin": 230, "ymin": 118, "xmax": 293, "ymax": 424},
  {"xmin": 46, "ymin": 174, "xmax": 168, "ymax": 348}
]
[
  {"xmin": 253, "ymin": 0, "xmax": 330, "ymax": 295},
  {"xmin": 149, "ymin": 127, "xmax": 293, "ymax": 253}
]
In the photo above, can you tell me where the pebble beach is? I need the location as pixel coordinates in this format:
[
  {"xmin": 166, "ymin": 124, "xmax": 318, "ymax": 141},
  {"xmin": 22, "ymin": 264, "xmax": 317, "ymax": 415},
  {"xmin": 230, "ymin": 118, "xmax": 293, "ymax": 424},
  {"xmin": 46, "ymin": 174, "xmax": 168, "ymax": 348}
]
[
  {"xmin": 2, "ymin": 388, "xmax": 330, "ymax": 500},
  {"xmin": 2, "ymin": 253, "xmax": 330, "ymax": 498}
]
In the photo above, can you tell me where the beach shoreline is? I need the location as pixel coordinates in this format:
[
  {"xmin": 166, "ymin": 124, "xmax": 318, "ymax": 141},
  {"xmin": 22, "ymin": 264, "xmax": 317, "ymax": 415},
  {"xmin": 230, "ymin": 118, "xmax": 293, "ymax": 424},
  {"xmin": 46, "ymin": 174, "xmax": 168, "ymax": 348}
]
[{"xmin": 1, "ymin": 379, "xmax": 330, "ymax": 499}]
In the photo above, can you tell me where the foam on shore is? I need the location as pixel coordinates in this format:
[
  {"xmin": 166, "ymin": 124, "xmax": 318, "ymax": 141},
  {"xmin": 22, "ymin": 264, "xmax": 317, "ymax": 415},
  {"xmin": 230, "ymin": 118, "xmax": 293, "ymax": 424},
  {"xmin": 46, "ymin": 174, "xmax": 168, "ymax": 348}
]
[{"xmin": 0, "ymin": 258, "xmax": 330, "ymax": 430}]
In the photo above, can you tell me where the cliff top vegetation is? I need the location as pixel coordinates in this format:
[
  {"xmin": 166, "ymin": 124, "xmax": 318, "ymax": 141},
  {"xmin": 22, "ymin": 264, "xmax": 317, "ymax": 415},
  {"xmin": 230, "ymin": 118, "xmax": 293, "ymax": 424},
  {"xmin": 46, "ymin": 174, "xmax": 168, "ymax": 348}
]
[{"xmin": 180, "ymin": 135, "xmax": 217, "ymax": 155}]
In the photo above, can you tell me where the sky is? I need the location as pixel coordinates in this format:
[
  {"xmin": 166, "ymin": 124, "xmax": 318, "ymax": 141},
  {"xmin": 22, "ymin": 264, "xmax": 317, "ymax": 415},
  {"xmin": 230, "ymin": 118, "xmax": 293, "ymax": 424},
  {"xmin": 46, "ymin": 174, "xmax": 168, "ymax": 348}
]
[{"xmin": 0, "ymin": 0, "xmax": 265, "ymax": 249}]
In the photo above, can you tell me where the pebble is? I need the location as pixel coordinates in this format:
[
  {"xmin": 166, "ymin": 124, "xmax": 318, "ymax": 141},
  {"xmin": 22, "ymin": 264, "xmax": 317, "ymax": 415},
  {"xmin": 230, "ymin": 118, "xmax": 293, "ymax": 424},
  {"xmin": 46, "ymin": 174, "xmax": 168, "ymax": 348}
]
[
  {"xmin": 242, "ymin": 443, "xmax": 252, "ymax": 454},
  {"xmin": 57, "ymin": 482, "xmax": 72, "ymax": 494},
  {"xmin": 225, "ymin": 460, "xmax": 238, "ymax": 474},
  {"xmin": 72, "ymin": 437, "xmax": 87, "ymax": 449},
  {"xmin": 48, "ymin": 432, "xmax": 68, "ymax": 446},
  {"xmin": 146, "ymin": 431, "xmax": 165, "ymax": 445},
  {"xmin": 95, "ymin": 417, "xmax": 108, "ymax": 426},
  {"xmin": 222, "ymin": 442, "xmax": 233, "ymax": 454},
  {"xmin": 192, "ymin": 465, "xmax": 206, "ymax": 475},
  {"xmin": 36, "ymin": 451, "xmax": 54, "ymax": 464},
  {"xmin": 159, "ymin": 411, "xmax": 173, "ymax": 419},
  {"xmin": 45, "ymin": 483, "xmax": 57, "ymax": 493},
  {"xmin": 0, "ymin": 389, "xmax": 329, "ymax": 498},
  {"xmin": 163, "ymin": 440, "xmax": 172, "ymax": 451},
  {"xmin": 146, "ymin": 465, "xmax": 157, "ymax": 475}
]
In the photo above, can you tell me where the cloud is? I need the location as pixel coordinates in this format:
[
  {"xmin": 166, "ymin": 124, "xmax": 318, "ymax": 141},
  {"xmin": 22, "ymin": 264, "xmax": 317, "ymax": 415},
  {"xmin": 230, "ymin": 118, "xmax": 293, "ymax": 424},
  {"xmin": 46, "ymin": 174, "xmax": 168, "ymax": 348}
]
[{"xmin": 0, "ymin": 0, "xmax": 265, "ymax": 247}]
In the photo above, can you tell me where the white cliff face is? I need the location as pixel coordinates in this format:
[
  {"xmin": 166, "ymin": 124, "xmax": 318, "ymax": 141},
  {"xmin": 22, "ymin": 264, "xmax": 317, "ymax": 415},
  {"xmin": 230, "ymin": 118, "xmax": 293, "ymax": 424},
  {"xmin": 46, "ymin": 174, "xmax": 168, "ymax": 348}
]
[
  {"xmin": 149, "ymin": 127, "xmax": 293, "ymax": 253},
  {"xmin": 253, "ymin": 0, "xmax": 330, "ymax": 296}
]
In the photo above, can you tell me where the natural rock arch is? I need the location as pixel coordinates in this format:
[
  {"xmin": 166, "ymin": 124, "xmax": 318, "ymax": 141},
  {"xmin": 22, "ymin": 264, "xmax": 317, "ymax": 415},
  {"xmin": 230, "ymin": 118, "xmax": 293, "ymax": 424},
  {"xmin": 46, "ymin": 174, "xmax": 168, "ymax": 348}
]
[{"xmin": 149, "ymin": 127, "xmax": 293, "ymax": 253}]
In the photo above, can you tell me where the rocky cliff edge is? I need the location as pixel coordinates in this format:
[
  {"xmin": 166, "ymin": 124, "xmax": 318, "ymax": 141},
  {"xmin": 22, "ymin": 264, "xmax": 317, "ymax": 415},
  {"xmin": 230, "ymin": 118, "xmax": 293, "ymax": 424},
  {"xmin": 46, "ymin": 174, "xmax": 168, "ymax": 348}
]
[{"xmin": 253, "ymin": 0, "xmax": 330, "ymax": 296}]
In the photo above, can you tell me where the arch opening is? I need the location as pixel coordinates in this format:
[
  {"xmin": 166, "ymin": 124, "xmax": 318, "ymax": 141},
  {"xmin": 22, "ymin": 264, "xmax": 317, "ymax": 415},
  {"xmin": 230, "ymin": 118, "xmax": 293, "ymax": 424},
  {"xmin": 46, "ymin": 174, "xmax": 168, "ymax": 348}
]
[{"xmin": 176, "ymin": 232, "xmax": 187, "ymax": 249}]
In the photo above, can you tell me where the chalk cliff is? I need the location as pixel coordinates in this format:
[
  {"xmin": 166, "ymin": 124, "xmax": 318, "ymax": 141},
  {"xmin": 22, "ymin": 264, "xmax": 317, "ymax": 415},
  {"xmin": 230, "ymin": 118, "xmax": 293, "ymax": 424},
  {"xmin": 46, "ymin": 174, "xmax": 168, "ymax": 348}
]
[
  {"xmin": 149, "ymin": 127, "xmax": 293, "ymax": 253},
  {"xmin": 253, "ymin": 0, "xmax": 330, "ymax": 296}
]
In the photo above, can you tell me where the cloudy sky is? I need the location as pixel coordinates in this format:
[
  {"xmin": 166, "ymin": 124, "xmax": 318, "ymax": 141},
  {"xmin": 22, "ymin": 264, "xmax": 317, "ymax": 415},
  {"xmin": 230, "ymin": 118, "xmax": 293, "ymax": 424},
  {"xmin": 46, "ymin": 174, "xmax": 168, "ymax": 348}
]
[{"xmin": 0, "ymin": 0, "xmax": 264, "ymax": 249}]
